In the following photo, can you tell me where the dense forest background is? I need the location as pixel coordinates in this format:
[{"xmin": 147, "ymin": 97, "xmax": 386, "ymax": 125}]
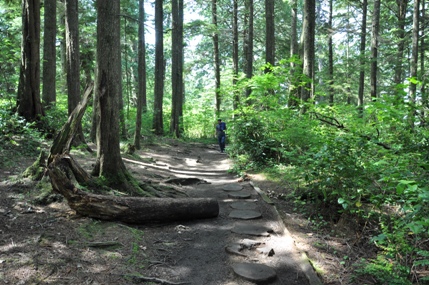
[{"xmin": 1, "ymin": 0, "xmax": 429, "ymax": 283}]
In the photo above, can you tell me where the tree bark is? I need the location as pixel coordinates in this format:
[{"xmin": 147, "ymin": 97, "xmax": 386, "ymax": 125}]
[
  {"xmin": 393, "ymin": 0, "xmax": 409, "ymax": 90},
  {"xmin": 133, "ymin": 0, "xmax": 147, "ymax": 149},
  {"xmin": 212, "ymin": 0, "xmax": 221, "ymax": 115},
  {"xmin": 93, "ymin": 0, "xmax": 143, "ymax": 196},
  {"xmin": 153, "ymin": 0, "xmax": 164, "ymax": 135},
  {"xmin": 421, "ymin": 0, "xmax": 427, "ymax": 125},
  {"xmin": 409, "ymin": 0, "xmax": 420, "ymax": 127},
  {"xmin": 265, "ymin": 0, "xmax": 275, "ymax": 69},
  {"xmin": 244, "ymin": 0, "xmax": 253, "ymax": 99},
  {"xmin": 65, "ymin": 0, "xmax": 86, "ymax": 146},
  {"xmin": 171, "ymin": 0, "xmax": 184, "ymax": 137},
  {"xmin": 328, "ymin": 0, "xmax": 334, "ymax": 105},
  {"xmin": 232, "ymin": 0, "xmax": 239, "ymax": 111},
  {"xmin": 370, "ymin": 0, "xmax": 380, "ymax": 100},
  {"xmin": 17, "ymin": 0, "xmax": 44, "ymax": 121},
  {"xmin": 358, "ymin": 0, "xmax": 368, "ymax": 115},
  {"xmin": 288, "ymin": 0, "xmax": 299, "ymax": 108},
  {"xmin": 42, "ymin": 0, "xmax": 57, "ymax": 108},
  {"xmin": 301, "ymin": 0, "xmax": 315, "ymax": 103},
  {"xmin": 47, "ymin": 158, "xmax": 219, "ymax": 224},
  {"xmin": 48, "ymin": 83, "xmax": 93, "ymax": 164}
]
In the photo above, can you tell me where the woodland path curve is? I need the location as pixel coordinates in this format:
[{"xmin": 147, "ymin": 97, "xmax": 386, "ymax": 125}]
[
  {"xmin": 122, "ymin": 141, "xmax": 323, "ymax": 285},
  {"xmin": 0, "ymin": 140, "xmax": 323, "ymax": 285}
]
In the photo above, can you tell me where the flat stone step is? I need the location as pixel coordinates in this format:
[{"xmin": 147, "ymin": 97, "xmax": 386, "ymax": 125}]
[
  {"xmin": 228, "ymin": 191, "xmax": 251, "ymax": 199},
  {"xmin": 230, "ymin": 201, "xmax": 257, "ymax": 210},
  {"xmin": 229, "ymin": 210, "xmax": 262, "ymax": 220},
  {"xmin": 231, "ymin": 223, "xmax": 273, "ymax": 236},
  {"xmin": 222, "ymin": 184, "xmax": 243, "ymax": 191},
  {"xmin": 231, "ymin": 263, "xmax": 277, "ymax": 283}
]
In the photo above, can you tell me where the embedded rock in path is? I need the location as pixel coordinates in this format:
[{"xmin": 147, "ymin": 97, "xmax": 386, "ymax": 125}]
[
  {"xmin": 228, "ymin": 191, "xmax": 252, "ymax": 199},
  {"xmin": 222, "ymin": 184, "xmax": 243, "ymax": 191},
  {"xmin": 231, "ymin": 262, "xmax": 277, "ymax": 283},
  {"xmin": 257, "ymin": 246, "xmax": 275, "ymax": 257},
  {"xmin": 230, "ymin": 201, "xmax": 257, "ymax": 210},
  {"xmin": 231, "ymin": 223, "xmax": 273, "ymax": 236},
  {"xmin": 225, "ymin": 243, "xmax": 247, "ymax": 257},
  {"xmin": 229, "ymin": 209, "xmax": 262, "ymax": 220},
  {"xmin": 240, "ymin": 239, "xmax": 263, "ymax": 248},
  {"xmin": 225, "ymin": 239, "xmax": 264, "ymax": 256}
]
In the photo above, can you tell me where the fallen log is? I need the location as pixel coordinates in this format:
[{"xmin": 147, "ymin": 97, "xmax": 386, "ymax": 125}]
[{"xmin": 47, "ymin": 164, "xmax": 219, "ymax": 224}]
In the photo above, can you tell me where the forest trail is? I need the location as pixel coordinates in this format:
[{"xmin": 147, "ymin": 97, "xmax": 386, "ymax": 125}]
[
  {"xmin": 0, "ymin": 140, "xmax": 323, "ymax": 285},
  {"xmin": 121, "ymin": 141, "xmax": 322, "ymax": 285}
]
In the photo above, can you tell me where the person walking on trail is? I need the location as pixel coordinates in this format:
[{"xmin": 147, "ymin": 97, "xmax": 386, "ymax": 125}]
[{"xmin": 216, "ymin": 119, "xmax": 227, "ymax": 153}]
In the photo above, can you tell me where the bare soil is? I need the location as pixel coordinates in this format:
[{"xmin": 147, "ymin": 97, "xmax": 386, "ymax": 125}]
[{"xmin": 0, "ymin": 138, "xmax": 373, "ymax": 284}]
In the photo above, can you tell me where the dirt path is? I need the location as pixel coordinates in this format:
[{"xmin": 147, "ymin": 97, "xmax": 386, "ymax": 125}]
[{"xmin": 0, "ymin": 140, "xmax": 322, "ymax": 284}]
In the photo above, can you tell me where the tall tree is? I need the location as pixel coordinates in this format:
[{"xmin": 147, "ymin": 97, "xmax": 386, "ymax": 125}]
[
  {"xmin": 171, "ymin": 0, "xmax": 184, "ymax": 137},
  {"xmin": 301, "ymin": 0, "xmax": 315, "ymax": 103},
  {"xmin": 93, "ymin": 0, "xmax": 140, "ymax": 194},
  {"xmin": 133, "ymin": 0, "xmax": 147, "ymax": 149},
  {"xmin": 265, "ymin": 0, "xmax": 275, "ymax": 70},
  {"xmin": 409, "ymin": 0, "xmax": 419, "ymax": 127},
  {"xmin": 212, "ymin": 0, "xmax": 221, "ymax": 114},
  {"xmin": 420, "ymin": 0, "xmax": 427, "ymax": 123},
  {"xmin": 232, "ymin": 0, "xmax": 239, "ymax": 110},
  {"xmin": 327, "ymin": 0, "xmax": 334, "ymax": 105},
  {"xmin": 288, "ymin": 0, "xmax": 299, "ymax": 107},
  {"xmin": 17, "ymin": 0, "xmax": 44, "ymax": 121},
  {"xmin": 244, "ymin": 0, "xmax": 253, "ymax": 98},
  {"xmin": 65, "ymin": 0, "xmax": 86, "ymax": 146},
  {"xmin": 153, "ymin": 0, "xmax": 164, "ymax": 135},
  {"xmin": 42, "ymin": 0, "xmax": 56, "ymax": 107},
  {"xmin": 358, "ymin": 0, "xmax": 368, "ymax": 114},
  {"xmin": 393, "ymin": 0, "xmax": 409, "ymax": 89},
  {"xmin": 370, "ymin": 0, "xmax": 380, "ymax": 99}
]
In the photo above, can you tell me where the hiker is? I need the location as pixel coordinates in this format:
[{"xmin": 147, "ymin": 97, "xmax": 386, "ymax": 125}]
[{"xmin": 216, "ymin": 119, "xmax": 227, "ymax": 153}]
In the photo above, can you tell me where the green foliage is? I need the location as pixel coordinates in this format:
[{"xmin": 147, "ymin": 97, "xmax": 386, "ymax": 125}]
[
  {"xmin": 225, "ymin": 70, "xmax": 429, "ymax": 283},
  {"xmin": 353, "ymin": 256, "xmax": 412, "ymax": 285},
  {"xmin": 0, "ymin": 102, "xmax": 43, "ymax": 169}
]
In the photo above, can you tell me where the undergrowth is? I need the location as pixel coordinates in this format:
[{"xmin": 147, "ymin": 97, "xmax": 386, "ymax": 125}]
[{"xmin": 228, "ymin": 95, "xmax": 429, "ymax": 283}]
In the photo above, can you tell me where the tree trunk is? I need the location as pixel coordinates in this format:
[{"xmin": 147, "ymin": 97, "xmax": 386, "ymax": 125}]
[
  {"xmin": 177, "ymin": 0, "xmax": 184, "ymax": 130},
  {"xmin": 244, "ymin": 0, "xmax": 253, "ymax": 99},
  {"xmin": 301, "ymin": 0, "xmax": 315, "ymax": 103},
  {"xmin": 93, "ymin": 0, "xmax": 143, "ymax": 196},
  {"xmin": 370, "ymin": 0, "xmax": 380, "ymax": 100},
  {"xmin": 409, "ymin": 0, "xmax": 420, "ymax": 127},
  {"xmin": 265, "ymin": 0, "xmax": 275, "ymax": 69},
  {"xmin": 17, "ymin": 0, "xmax": 44, "ymax": 122},
  {"xmin": 153, "ymin": 0, "xmax": 164, "ymax": 135},
  {"xmin": 358, "ymin": 0, "xmax": 368, "ymax": 116},
  {"xmin": 288, "ymin": 0, "xmax": 299, "ymax": 108},
  {"xmin": 328, "ymin": 0, "xmax": 334, "ymax": 105},
  {"xmin": 47, "ymin": 155, "xmax": 219, "ymax": 224},
  {"xmin": 65, "ymin": 0, "xmax": 86, "ymax": 146},
  {"xmin": 421, "ymin": 0, "xmax": 427, "ymax": 125},
  {"xmin": 212, "ymin": 0, "xmax": 221, "ymax": 115},
  {"xmin": 232, "ymin": 0, "xmax": 239, "ymax": 111},
  {"xmin": 48, "ymin": 83, "xmax": 93, "ymax": 164},
  {"xmin": 393, "ymin": 0, "xmax": 409, "ymax": 91},
  {"xmin": 42, "ymin": 0, "xmax": 56, "ymax": 108},
  {"xmin": 171, "ymin": 0, "xmax": 184, "ymax": 137},
  {"xmin": 48, "ymin": 157, "xmax": 219, "ymax": 224},
  {"xmin": 133, "ymin": 0, "xmax": 147, "ymax": 149}
]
